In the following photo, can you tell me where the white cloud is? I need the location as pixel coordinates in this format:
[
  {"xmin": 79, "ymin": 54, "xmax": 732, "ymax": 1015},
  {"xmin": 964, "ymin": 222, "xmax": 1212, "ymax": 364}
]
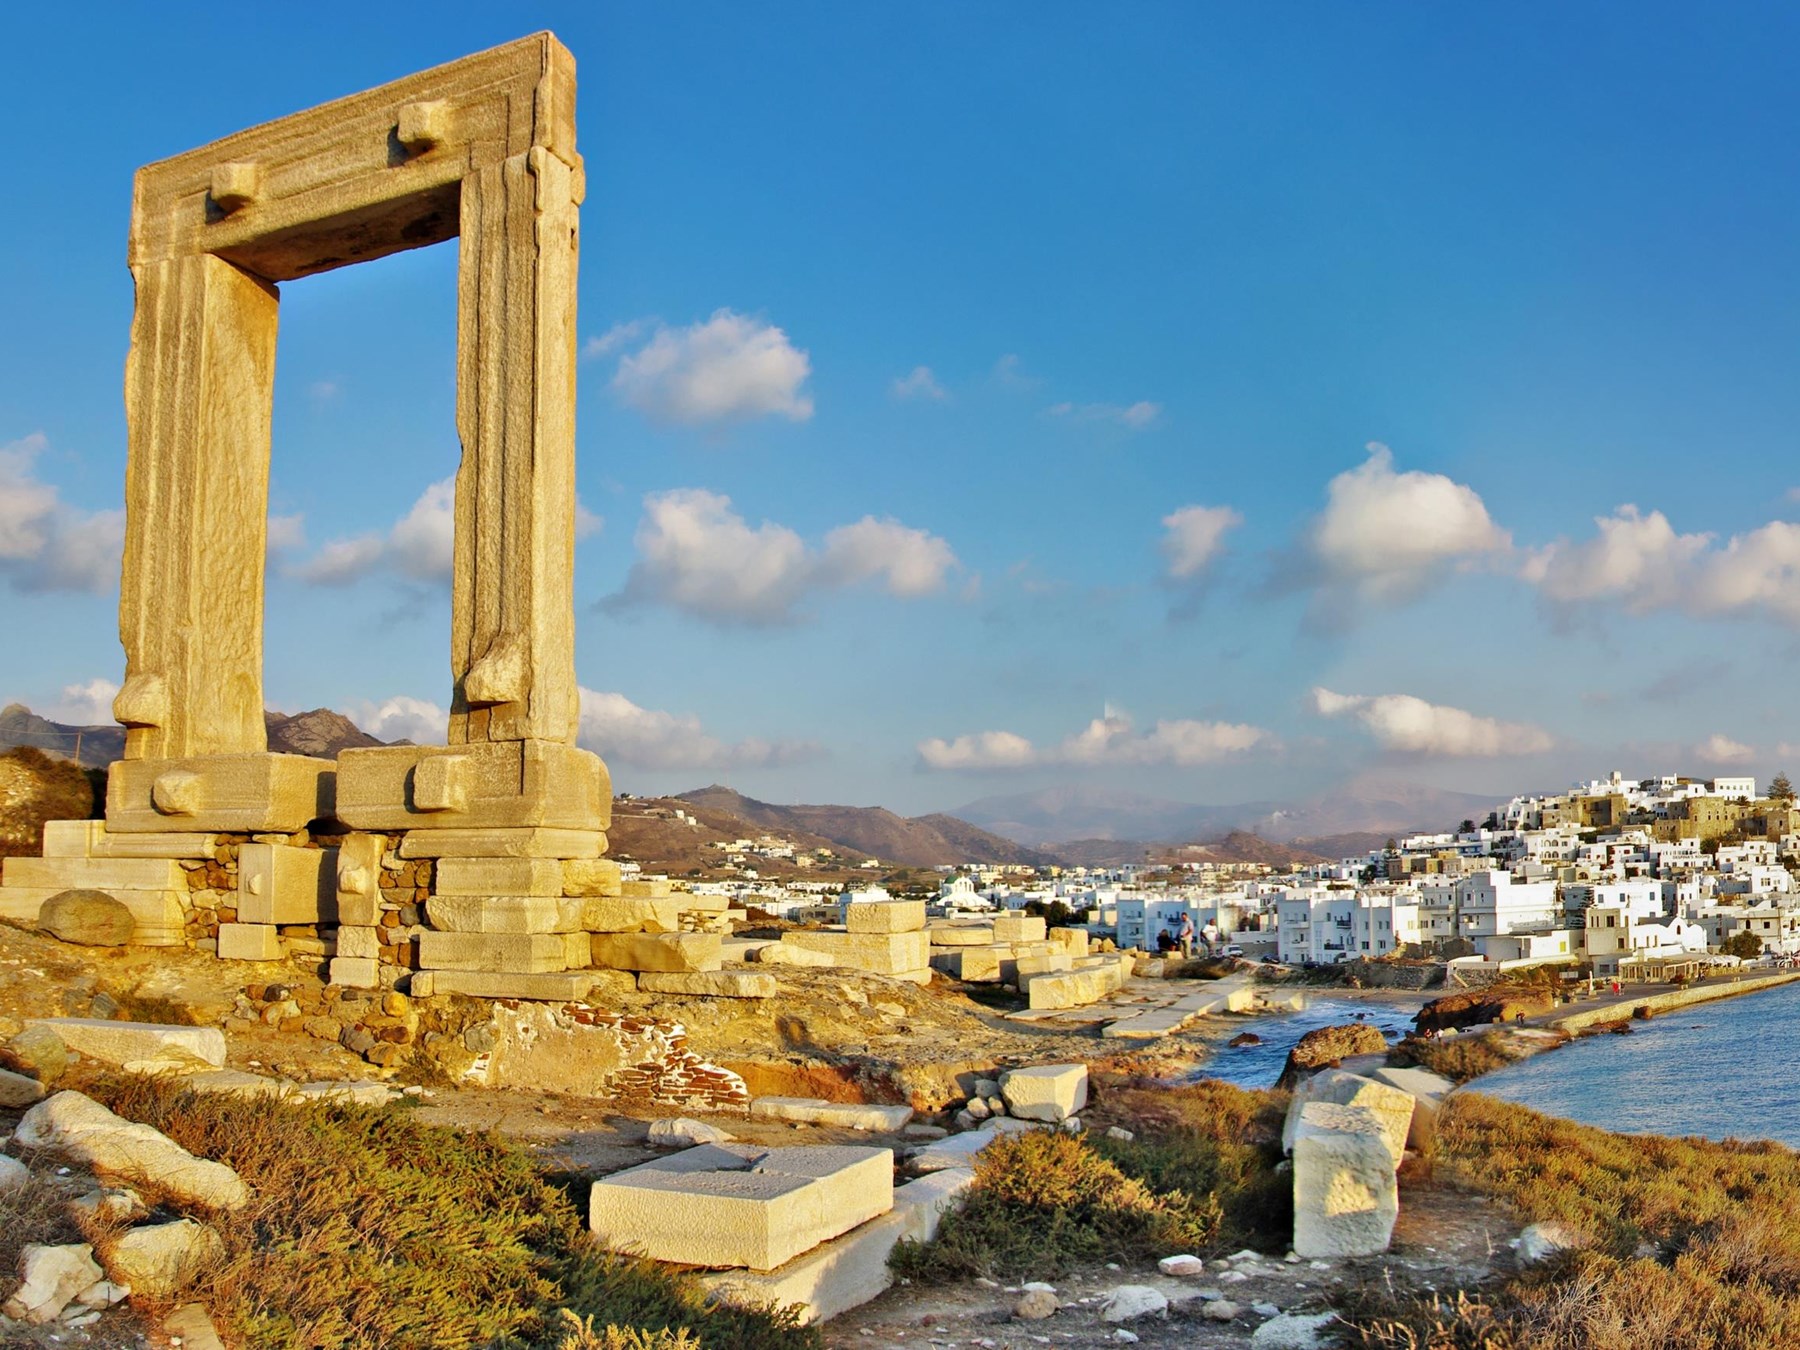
[
  {"xmin": 577, "ymin": 688, "xmax": 819, "ymax": 771},
  {"xmin": 991, "ymin": 354, "xmax": 1039, "ymax": 390},
  {"xmin": 581, "ymin": 319, "xmax": 650, "ymax": 363},
  {"xmin": 1525, "ymin": 505, "xmax": 1800, "ymax": 627},
  {"xmin": 609, "ymin": 489, "xmax": 958, "ymax": 625},
  {"xmin": 346, "ymin": 696, "xmax": 449, "ymax": 745},
  {"xmin": 50, "ymin": 678, "xmax": 120, "ymax": 725},
  {"xmin": 918, "ymin": 708, "xmax": 1271, "ymax": 771},
  {"xmin": 1311, "ymin": 687, "xmax": 1553, "ymax": 757},
  {"xmin": 290, "ymin": 477, "xmax": 598, "ymax": 589},
  {"xmin": 1302, "ymin": 443, "xmax": 1510, "ymax": 606},
  {"xmin": 0, "ymin": 434, "xmax": 125, "ymax": 594},
  {"xmin": 1695, "ymin": 733, "xmax": 1755, "ymax": 766},
  {"xmin": 608, "ymin": 310, "xmax": 813, "ymax": 425},
  {"xmin": 890, "ymin": 366, "xmax": 947, "ymax": 401},
  {"xmin": 1048, "ymin": 400, "xmax": 1162, "ymax": 430},
  {"xmin": 1160, "ymin": 504, "xmax": 1243, "ymax": 581},
  {"xmin": 266, "ymin": 514, "xmax": 307, "ymax": 554}
]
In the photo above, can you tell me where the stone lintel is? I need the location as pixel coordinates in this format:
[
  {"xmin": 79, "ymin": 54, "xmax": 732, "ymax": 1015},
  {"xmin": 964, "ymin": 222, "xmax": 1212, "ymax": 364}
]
[
  {"xmin": 336, "ymin": 740, "xmax": 609, "ymax": 831},
  {"xmin": 105, "ymin": 753, "xmax": 334, "ymax": 834}
]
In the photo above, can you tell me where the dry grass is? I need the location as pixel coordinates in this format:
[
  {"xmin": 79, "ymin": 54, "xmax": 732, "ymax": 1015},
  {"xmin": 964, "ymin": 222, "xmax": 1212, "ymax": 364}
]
[
  {"xmin": 1340, "ymin": 1092, "xmax": 1800, "ymax": 1350},
  {"xmin": 84, "ymin": 1077, "xmax": 816, "ymax": 1350},
  {"xmin": 1388, "ymin": 1032, "xmax": 1528, "ymax": 1085}
]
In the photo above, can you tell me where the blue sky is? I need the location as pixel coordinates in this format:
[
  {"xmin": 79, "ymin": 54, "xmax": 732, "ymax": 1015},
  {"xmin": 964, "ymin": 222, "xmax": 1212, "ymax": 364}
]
[{"xmin": 4, "ymin": 3, "xmax": 1800, "ymax": 815}]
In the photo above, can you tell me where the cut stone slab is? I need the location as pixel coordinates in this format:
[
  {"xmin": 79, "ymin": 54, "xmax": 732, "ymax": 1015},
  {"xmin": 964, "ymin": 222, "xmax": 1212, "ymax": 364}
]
[
  {"xmin": 750, "ymin": 941, "xmax": 840, "ymax": 968},
  {"xmin": 591, "ymin": 932, "xmax": 721, "ymax": 973},
  {"xmin": 621, "ymin": 877, "xmax": 671, "ymax": 898},
  {"xmin": 417, "ymin": 931, "xmax": 570, "ymax": 972},
  {"xmin": 26, "ymin": 1018, "xmax": 225, "ymax": 1069},
  {"xmin": 590, "ymin": 1143, "xmax": 894, "ymax": 1271},
  {"xmin": 700, "ymin": 1168, "xmax": 974, "ymax": 1324},
  {"xmin": 929, "ymin": 945, "xmax": 1005, "ymax": 982},
  {"xmin": 1048, "ymin": 926, "xmax": 1090, "ymax": 958},
  {"xmin": 91, "ymin": 830, "xmax": 219, "ymax": 860},
  {"xmin": 780, "ymin": 929, "xmax": 930, "ymax": 976},
  {"xmin": 15, "ymin": 1090, "xmax": 248, "ymax": 1211},
  {"xmin": 6, "ymin": 855, "xmax": 186, "ymax": 892},
  {"xmin": 427, "ymin": 970, "xmax": 598, "ymax": 1001},
  {"xmin": 164, "ymin": 1069, "xmax": 293, "ymax": 1100},
  {"xmin": 236, "ymin": 842, "xmax": 335, "ymax": 925},
  {"xmin": 3, "ymin": 1242, "xmax": 103, "ymax": 1324},
  {"xmin": 1369, "ymin": 1066, "xmax": 1453, "ymax": 1103},
  {"xmin": 1252, "ymin": 1312, "xmax": 1340, "ymax": 1350},
  {"xmin": 1023, "ymin": 968, "xmax": 1110, "ymax": 1010},
  {"xmin": 0, "ymin": 885, "xmax": 186, "ymax": 946},
  {"xmin": 162, "ymin": 1304, "xmax": 228, "ymax": 1350},
  {"xmin": 1282, "ymin": 1070, "xmax": 1414, "ymax": 1167},
  {"xmin": 433, "ymin": 856, "xmax": 565, "ymax": 897},
  {"xmin": 927, "ymin": 924, "xmax": 995, "ymax": 947},
  {"xmin": 1291, "ymin": 1102, "xmax": 1398, "ymax": 1259},
  {"xmin": 397, "ymin": 827, "xmax": 606, "ymax": 859},
  {"xmin": 993, "ymin": 913, "xmax": 1047, "ymax": 943},
  {"xmin": 1001, "ymin": 1064, "xmax": 1089, "ymax": 1122},
  {"xmin": 106, "ymin": 752, "xmax": 332, "ymax": 835},
  {"xmin": 844, "ymin": 899, "xmax": 926, "ymax": 934},
  {"xmin": 1003, "ymin": 951, "xmax": 1072, "ymax": 985},
  {"xmin": 40, "ymin": 820, "xmax": 107, "ymax": 858},
  {"xmin": 335, "ymin": 740, "xmax": 609, "ymax": 832},
  {"xmin": 749, "ymin": 1097, "xmax": 914, "ymax": 1132},
  {"xmin": 328, "ymin": 956, "xmax": 380, "ymax": 987},
  {"xmin": 649, "ymin": 1117, "xmax": 736, "ymax": 1147},
  {"xmin": 217, "ymin": 922, "xmax": 282, "ymax": 961},
  {"xmin": 293, "ymin": 1080, "xmax": 401, "ymax": 1106},
  {"xmin": 101, "ymin": 1217, "xmax": 222, "ymax": 1298},
  {"xmin": 582, "ymin": 896, "xmax": 681, "ymax": 933},
  {"xmin": 908, "ymin": 1127, "xmax": 1001, "ymax": 1173},
  {"xmin": 562, "ymin": 858, "xmax": 624, "ymax": 896},
  {"xmin": 426, "ymin": 894, "xmax": 579, "ymax": 934},
  {"xmin": 639, "ymin": 970, "xmax": 776, "ymax": 999}
]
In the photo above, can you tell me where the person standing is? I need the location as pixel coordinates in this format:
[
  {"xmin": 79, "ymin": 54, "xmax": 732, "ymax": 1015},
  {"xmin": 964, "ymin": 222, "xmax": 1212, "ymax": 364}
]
[{"xmin": 1178, "ymin": 913, "xmax": 1195, "ymax": 959}]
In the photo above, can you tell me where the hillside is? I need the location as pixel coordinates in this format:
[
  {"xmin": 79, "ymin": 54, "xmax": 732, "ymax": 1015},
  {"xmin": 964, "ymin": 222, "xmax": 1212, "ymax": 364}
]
[
  {"xmin": 265, "ymin": 709, "xmax": 386, "ymax": 757},
  {"xmin": 677, "ymin": 786, "xmax": 1054, "ymax": 867},
  {"xmin": 0, "ymin": 703, "xmax": 388, "ymax": 767}
]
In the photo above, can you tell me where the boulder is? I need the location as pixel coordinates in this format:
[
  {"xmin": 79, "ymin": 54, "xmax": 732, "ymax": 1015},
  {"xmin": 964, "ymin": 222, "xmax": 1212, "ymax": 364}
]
[
  {"xmin": 1277, "ymin": 1024, "xmax": 1390, "ymax": 1090},
  {"xmin": 38, "ymin": 889, "xmax": 135, "ymax": 946},
  {"xmin": 2, "ymin": 1242, "xmax": 102, "ymax": 1324},
  {"xmin": 0, "ymin": 1154, "xmax": 28, "ymax": 1190},
  {"xmin": 1291, "ymin": 1102, "xmax": 1398, "ymax": 1259},
  {"xmin": 1014, "ymin": 1288, "xmax": 1059, "ymax": 1319},
  {"xmin": 24, "ymin": 1018, "xmax": 226, "ymax": 1070},
  {"xmin": 15, "ymin": 1091, "xmax": 249, "ymax": 1211},
  {"xmin": 162, "ymin": 1303, "xmax": 229, "ymax": 1350},
  {"xmin": 1415, "ymin": 986, "xmax": 1553, "ymax": 1034},
  {"xmin": 647, "ymin": 1117, "xmax": 735, "ymax": 1147},
  {"xmin": 0, "ymin": 1066, "xmax": 46, "ymax": 1107},
  {"xmin": 1203, "ymin": 1300, "xmax": 1241, "ymax": 1321},
  {"xmin": 100, "ymin": 1218, "xmax": 223, "ymax": 1297},
  {"xmin": 1517, "ymin": 1220, "xmax": 1584, "ymax": 1264},
  {"xmin": 1158, "ymin": 1254, "xmax": 1205, "ymax": 1277},
  {"xmin": 4, "ymin": 1024, "xmax": 71, "ymax": 1083},
  {"xmin": 1101, "ymin": 1285, "xmax": 1168, "ymax": 1322}
]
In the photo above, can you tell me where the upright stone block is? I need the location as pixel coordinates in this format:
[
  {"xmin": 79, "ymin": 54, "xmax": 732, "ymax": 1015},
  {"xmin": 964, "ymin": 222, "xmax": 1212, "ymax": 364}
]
[
  {"xmin": 779, "ymin": 930, "xmax": 931, "ymax": 976},
  {"xmin": 562, "ymin": 858, "xmax": 623, "ymax": 896},
  {"xmin": 1282, "ymin": 1070, "xmax": 1415, "ymax": 1166},
  {"xmin": 1000, "ymin": 1065, "xmax": 1088, "ymax": 1122},
  {"xmin": 433, "ymin": 856, "xmax": 564, "ymax": 897},
  {"xmin": 1291, "ymin": 1102, "xmax": 1400, "ymax": 1259},
  {"xmin": 581, "ymin": 896, "xmax": 680, "ymax": 933},
  {"xmin": 425, "ymin": 894, "xmax": 579, "ymax": 934},
  {"xmin": 992, "ymin": 913, "xmax": 1047, "ymax": 944},
  {"xmin": 237, "ymin": 843, "xmax": 335, "ymax": 925},
  {"xmin": 416, "ymin": 932, "xmax": 569, "ymax": 973},
  {"xmin": 334, "ymin": 833, "xmax": 385, "ymax": 926},
  {"xmin": 217, "ymin": 923, "xmax": 282, "ymax": 961},
  {"xmin": 40, "ymin": 821, "xmax": 104, "ymax": 858}
]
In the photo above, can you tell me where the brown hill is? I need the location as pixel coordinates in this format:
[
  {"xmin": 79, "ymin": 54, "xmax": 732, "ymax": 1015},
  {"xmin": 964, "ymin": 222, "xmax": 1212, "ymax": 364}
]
[
  {"xmin": 677, "ymin": 786, "xmax": 1053, "ymax": 867},
  {"xmin": 265, "ymin": 709, "xmax": 386, "ymax": 758}
]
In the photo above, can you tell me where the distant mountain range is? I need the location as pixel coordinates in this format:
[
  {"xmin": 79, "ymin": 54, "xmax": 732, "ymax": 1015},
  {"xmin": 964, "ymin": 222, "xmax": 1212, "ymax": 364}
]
[
  {"xmin": 677, "ymin": 786, "xmax": 1056, "ymax": 868},
  {"xmin": 0, "ymin": 703, "xmax": 388, "ymax": 767},
  {"xmin": 952, "ymin": 775, "xmax": 1502, "ymax": 849}
]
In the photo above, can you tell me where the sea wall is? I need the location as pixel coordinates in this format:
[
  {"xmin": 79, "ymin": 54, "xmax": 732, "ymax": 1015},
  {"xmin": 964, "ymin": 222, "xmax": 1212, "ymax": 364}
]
[{"xmin": 1553, "ymin": 971, "xmax": 1800, "ymax": 1032}]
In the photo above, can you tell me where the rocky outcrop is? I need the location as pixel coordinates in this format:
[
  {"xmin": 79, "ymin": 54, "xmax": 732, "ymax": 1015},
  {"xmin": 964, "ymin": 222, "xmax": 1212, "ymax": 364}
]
[
  {"xmin": 1415, "ymin": 986, "xmax": 1553, "ymax": 1033},
  {"xmin": 16, "ymin": 1090, "xmax": 249, "ymax": 1211},
  {"xmin": 1277, "ymin": 1023, "xmax": 1389, "ymax": 1089}
]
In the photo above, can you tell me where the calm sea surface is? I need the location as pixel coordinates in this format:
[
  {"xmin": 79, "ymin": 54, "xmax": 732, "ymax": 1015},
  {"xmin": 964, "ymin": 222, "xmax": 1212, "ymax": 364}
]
[
  {"xmin": 1192, "ymin": 995, "xmax": 1418, "ymax": 1090},
  {"xmin": 1473, "ymin": 981, "xmax": 1800, "ymax": 1147}
]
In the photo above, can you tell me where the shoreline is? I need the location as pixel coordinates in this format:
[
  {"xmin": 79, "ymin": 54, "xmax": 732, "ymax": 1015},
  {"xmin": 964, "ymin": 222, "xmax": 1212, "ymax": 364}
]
[{"xmin": 1548, "ymin": 969, "xmax": 1800, "ymax": 1032}]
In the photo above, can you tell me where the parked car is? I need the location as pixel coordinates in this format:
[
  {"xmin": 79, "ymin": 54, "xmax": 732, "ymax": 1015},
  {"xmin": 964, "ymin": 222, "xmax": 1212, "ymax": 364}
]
[{"xmin": 1220, "ymin": 944, "xmax": 1244, "ymax": 956}]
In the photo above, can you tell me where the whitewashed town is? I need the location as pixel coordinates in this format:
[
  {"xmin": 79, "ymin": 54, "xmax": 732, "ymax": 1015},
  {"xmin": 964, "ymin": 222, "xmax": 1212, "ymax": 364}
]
[{"xmin": 678, "ymin": 771, "xmax": 1800, "ymax": 985}]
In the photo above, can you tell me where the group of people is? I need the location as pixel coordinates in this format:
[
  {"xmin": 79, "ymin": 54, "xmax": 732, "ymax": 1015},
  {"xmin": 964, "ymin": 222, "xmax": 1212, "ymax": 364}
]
[{"xmin": 1154, "ymin": 914, "xmax": 1216, "ymax": 958}]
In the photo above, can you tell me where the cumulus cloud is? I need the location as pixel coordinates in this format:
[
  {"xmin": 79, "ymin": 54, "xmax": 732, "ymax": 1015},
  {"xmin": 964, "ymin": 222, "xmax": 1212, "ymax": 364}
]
[
  {"xmin": 289, "ymin": 478, "xmax": 598, "ymax": 588},
  {"xmin": 918, "ymin": 708, "xmax": 1271, "ymax": 771},
  {"xmin": 605, "ymin": 310, "xmax": 813, "ymax": 425},
  {"xmin": 1294, "ymin": 444, "xmax": 1510, "ymax": 612},
  {"xmin": 607, "ymin": 489, "xmax": 958, "ymax": 625},
  {"xmin": 50, "ymin": 678, "xmax": 120, "ymax": 725},
  {"xmin": 1523, "ymin": 505, "xmax": 1800, "ymax": 627},
  {"xmin": 1160, "ymin": 504, "xmax": 1242, "ymax": 582},
  {"xmin": 1048, "ymin": 400, "xmax": 1162, "ymax": 430},
  {"xmin": 345, "ymin": 696, "xmax": 449, "ymax": 745},
  {"xmin": 1695, "ymin": 733, "xmax": 1755, "ymax": 765},
  {"xmin": 577, "ymin": 688, "xmax": 820, "ymax": 771},
  {"xmin": 890, "ymin": 366, "xmax": 947, "ymax": 401},
  {"xmin": 266, "ymin": 514, "xmax": 307, "ymax": 554},
  {"xmin": 1311, "ymin": 687, "xmax": 1553, "ymax": 757},
  {"xmin": 0, "ymin": 433, "xmax": 124, "ymax": 594}
]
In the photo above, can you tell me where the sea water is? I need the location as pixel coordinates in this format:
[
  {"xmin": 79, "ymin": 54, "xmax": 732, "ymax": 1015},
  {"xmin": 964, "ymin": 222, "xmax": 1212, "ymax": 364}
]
[
  {"xmin": 1473, "ymin": 980, "xmax": 1800, "ymax": 1147},
  {"xmin": 1193, "ymin": 994, "xmax": 1418, "ymax": 1090}
]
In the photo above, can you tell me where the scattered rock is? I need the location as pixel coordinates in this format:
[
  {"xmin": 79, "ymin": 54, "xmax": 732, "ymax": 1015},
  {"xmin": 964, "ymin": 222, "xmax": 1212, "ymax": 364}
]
[
  {"xmin": 1158, "ymin": 1254, "xmax": 1205, "ymax": 1277},
  {"xmin": 1277, "ymin": 1024, "xmax": 1389, "ymax": 1089},
  {"xmin": 965, "ymin": 1096, "xmax": 991, "ymax": 1121},
  {"xmin": 1106, "ymin": 1126, "xmax": 1135, "ymax": 1142},
  {"xmin": 1101, "ymin": 1285, "xmax": 1168, "ymax": 1322},
  {"xmin": 2, "ymin": 1242, "xmax": 103, "ymax": 1324},
  {"xmin": 74, "ymin": 1280, "xmax": 129, "ymax": 1310},
  {"xmin": 1219, "ymin": 1268, "xmax": 1249, "ymax": 1283},
  {"xmin": 101, "ymin": 1218, "xmax": 223, "ymax": 1298},
  {"xmin": 1518, "ymin": 1220, "xmax": 1584, "ymax": 1264},
  {"xmin": 647, "ymin": 1117, "xmax": 734, "ymax": 1147},
  {"xmin": 1252, "ymin": 1301, "xmax": 1280, "ymax": 1316},
  {"xmin": 0, "ymin": 1154, "xmax": 28, "ymax": 1190},
  {"xmin": 0, "ymin": 1065, "xmax": 47, "ymax": 1107},
  {"xmin": 15, "ymin": 1090, "xmax": 250, "ymax": 1211},
  {"xmin": 1252, "ymin": 1311, "xmax": 1338, "ymax": 1349},
  {"xmin": 163, "ymin": 1302, "xmax": 228, "ymax": 1350},
  {"xmin": 1229, "ymin": 1031, "xmax": 1262, "ymax": 1047},
  {"xmin": 5, "ymin": 1024, "xmax": 71, "ymax": 1083},
  {"xmin": 1014, "ymin": 1288, "xmax": 1058, "ymax": 1319},
  {"xmin": 1113, "ymin": 1332, "xmax": 1139, "ymax": 1344},
  {"xmin": 38, "ymin": 890, "xmax": 135, "ymax": 946},
  {"xmin": 70, "ymin": 1186, "xmax": 149, "ymax": 1226},
  {"xmin": 1204, "ymin": 1299, "xmax": 1241, "ymax": 1321}
]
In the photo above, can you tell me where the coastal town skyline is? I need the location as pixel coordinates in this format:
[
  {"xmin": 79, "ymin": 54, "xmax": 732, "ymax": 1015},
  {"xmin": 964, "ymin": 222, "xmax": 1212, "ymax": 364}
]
[{"xmin": 6, "ymin": 4, "xmax": 1800, "ymax": 814}]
